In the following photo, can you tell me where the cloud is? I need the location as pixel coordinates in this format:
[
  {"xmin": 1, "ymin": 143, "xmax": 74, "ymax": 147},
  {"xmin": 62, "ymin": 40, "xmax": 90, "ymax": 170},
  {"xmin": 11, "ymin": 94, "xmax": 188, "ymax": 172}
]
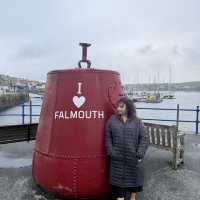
[
  {"xmin": 136, "ymin": 45, "xmax": 156, "ymax": 55},
  {"xmin": 0, "ymin": 0, "xmax": 199, "ymax": 83},
  {"xmin": 12, "ymin": 41, "xmax": 64, "ymax": 61}
]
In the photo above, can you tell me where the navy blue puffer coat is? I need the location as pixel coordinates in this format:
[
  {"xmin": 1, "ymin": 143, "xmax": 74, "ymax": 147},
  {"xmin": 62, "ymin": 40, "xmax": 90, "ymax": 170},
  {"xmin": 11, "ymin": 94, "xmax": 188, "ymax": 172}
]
[{"xmin": 105, "ymin": 113, "xmax": 149, "ymax": 187}]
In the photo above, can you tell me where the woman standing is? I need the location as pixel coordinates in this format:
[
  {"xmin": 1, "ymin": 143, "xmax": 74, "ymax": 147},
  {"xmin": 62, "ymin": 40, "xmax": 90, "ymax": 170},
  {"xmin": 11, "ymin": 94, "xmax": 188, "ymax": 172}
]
[{"xmin": 105, "ymin": 97, "xmax": 149, "ymax": 200}]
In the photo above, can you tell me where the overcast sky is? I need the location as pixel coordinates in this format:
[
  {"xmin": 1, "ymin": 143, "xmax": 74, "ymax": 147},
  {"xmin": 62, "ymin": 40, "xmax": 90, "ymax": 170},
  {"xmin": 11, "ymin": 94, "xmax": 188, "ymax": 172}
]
[{"xmin": 0, "ymin": 0, "xmax": 199, "ymax": 84}]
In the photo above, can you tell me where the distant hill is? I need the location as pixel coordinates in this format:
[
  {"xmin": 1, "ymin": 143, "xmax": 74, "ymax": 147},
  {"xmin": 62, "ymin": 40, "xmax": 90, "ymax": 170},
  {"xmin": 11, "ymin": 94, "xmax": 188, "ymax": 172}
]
[
  {"xmin": 124, "ymin": 81, "xmax": 200, "ymax": 92},
  {"xmin": 0, "ymin": 73, "xmax": 199, "ymax": 92},
  {"xmin": 0, "ymin": 74, "xmax": 44, "ymax": 86}
]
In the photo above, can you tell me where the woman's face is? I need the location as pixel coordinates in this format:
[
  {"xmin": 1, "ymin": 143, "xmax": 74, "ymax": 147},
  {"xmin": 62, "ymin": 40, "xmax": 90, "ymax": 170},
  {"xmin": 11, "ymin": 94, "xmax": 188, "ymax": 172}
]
[{"xmin": 116, "ymin": 102, "xmax": 127, "ymax": 116}]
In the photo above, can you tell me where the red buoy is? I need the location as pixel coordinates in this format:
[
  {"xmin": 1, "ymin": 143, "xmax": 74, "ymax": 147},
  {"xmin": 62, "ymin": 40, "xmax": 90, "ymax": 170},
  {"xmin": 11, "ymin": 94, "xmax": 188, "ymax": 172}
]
[{"xmin": 32, "ymin": 43, "xmax": 124, "ymax": 199}]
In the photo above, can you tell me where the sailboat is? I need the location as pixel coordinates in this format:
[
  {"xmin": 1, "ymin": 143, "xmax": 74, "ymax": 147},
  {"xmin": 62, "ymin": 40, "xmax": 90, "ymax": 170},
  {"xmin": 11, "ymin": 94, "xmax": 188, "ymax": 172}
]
[
  {"xmin": 162, "ymin": 67, "xmax": 176, "ymax": 99},
  {"xmin": 145, "ymin": 72, "xmax": 163, "ymax": 103}
]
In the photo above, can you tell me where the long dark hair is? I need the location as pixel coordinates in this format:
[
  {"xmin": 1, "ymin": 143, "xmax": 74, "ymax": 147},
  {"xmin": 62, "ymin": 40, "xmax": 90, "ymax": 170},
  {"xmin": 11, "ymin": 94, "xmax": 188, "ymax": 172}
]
[{"xmin": 116, "ymin": 97, "xmax": 137, "ymax": 119}]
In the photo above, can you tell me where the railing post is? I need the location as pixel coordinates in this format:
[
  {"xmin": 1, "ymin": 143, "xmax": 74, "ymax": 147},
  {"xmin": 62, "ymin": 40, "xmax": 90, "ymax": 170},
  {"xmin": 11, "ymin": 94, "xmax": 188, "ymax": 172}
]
[
  {"xmin": 29, "ymin": 100, "xmax": 32, "ymax": 124},
  {"xmin": 176, "ymin": 104, "xmax": 179, "ymax": 131},
  {"xmin": 196, "ymin": 106, "xmax": 199, "ymax": 135},
  {"xmin": 27, "ymin": 100, "xmax": 32, "ymax": 142},
  {"xmin": 22, "ymin": 103, "xmax": 25, "ymax": 124}
]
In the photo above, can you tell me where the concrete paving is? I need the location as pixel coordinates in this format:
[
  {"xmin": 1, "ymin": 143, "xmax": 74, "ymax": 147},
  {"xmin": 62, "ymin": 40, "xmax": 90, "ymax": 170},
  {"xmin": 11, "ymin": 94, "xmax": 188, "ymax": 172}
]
[
  {"xmin": 0, "ymin": 134, "xmax": 200, "ymax": 200},
  {"xmin": 137, "ymin": 134, "xmax": 200, "ymax": 200}
]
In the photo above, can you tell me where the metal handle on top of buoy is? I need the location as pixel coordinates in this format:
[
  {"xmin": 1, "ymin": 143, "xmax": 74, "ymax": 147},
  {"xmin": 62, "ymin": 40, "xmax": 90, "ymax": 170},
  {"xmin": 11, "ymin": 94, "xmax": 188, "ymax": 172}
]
[{"xmin": 78, "ymin": 43, "xmax": 91, "ymax": 68}]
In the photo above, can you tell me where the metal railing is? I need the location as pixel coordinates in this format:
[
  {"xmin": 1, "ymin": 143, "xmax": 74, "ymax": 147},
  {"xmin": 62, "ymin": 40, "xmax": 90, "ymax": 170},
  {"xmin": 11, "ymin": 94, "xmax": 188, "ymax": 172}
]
[
  {"xmin": 0, "ymin": 100, "xmax": 41, "ymax": 125},
  {"xmin": 0, "ymin": 101, "xmax": 199, "ymax": 134},
  {"xmin": 136, "ymin": 104, "xmax": 199, "ymax": 134}
]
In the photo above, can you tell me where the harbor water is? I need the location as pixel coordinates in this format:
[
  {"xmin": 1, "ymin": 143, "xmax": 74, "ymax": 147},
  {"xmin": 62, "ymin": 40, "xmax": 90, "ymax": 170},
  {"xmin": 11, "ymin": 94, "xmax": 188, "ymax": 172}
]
[{"xmin": 0, "ymin": 91, "xmax": 199, "ymax": 133}]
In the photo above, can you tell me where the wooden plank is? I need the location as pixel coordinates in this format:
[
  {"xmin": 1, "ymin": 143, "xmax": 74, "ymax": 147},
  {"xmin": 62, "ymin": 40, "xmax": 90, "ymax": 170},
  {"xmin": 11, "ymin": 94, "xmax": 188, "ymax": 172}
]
[
  {"xmin": 144, "ymin": 122, "xmax": 171, "ymax": 129},
  {"xmin": 152, "ymin": 127, "xmax": 156, "ymax": 144},
  {"xmin": 0, "ymin": 123, "xmax": 38, "ymax": 144},
  {"xmin": 156, "ymin": 127, "xmax": 160, "ymax": 146},
  {"xmin": 166, "ymin": 128, "xmax": 171, "ymax": 148},
  {"xmin": 161, "ymin": 127, "xmax": 166, "ymax": 147},
  {"xmin": 146, "ymin": 126, "xmax": 153, "ymax": 144}
]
